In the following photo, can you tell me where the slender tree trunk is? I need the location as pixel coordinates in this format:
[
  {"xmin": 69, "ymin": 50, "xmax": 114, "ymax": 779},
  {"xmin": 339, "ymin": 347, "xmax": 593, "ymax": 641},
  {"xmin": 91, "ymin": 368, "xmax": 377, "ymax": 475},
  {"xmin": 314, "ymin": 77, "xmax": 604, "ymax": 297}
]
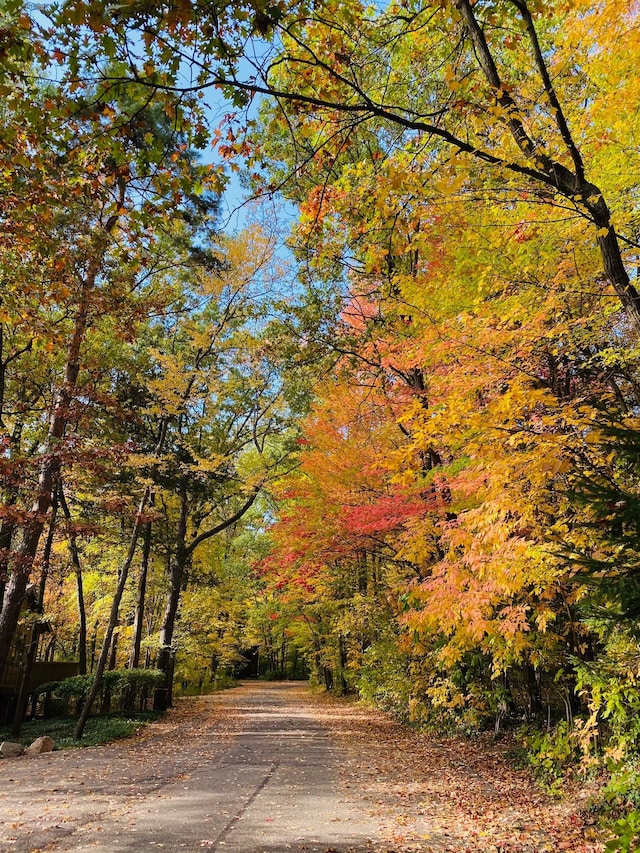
[
  {"xmin": 75, "ymin": 568, "xmax": 87, "ymax": 676},
  {"xmin": 10, "ymin": 499, "xmax": 58, "ymax": 736},
  {"xmin": 337, "ymin": 634, "xmax": 348, "ymax": 696},
  {"xmin": 129, "ymin": 518, "xmax": 152, "ymax": 670},
  {"xmin": 155, "ymin": 488, "xmax": 189, "ymax": 711},
  {"xmin": 11, "ymin": 626, "xmax": 40, "ymax": 735},
  {"xmin": 74, "ymin": 487, "xmax": 150, "ymax": 739},
  {"xmin": 59, "ymin": 486, "xmax": 87, "ymax": 675},
  {"xmin": 157, "ymin": 554, "xmax": 185, "ymax": 673},
  {"xmin": 101, "ymin": 632, "xmax": 119, "ymax": 713},
  {"xmin": 165, "ymin": 653, "xmax": 176, "ymax": 707},
  {"xmin": 280, "ymin": 637, "xmax": 286, "ymax": 678},
  {"xmin": 89, "ymin": 621, "xmax": 98, "ymax": 673},
  {"xmin": 0, "ymin": 512, "xmax": 15, "ymax": 609},
  {"xmin": 0, "ymin": 414, "xmax": 24, "ymax": 613},
  {"xmin": 108, "ymin": 631, "xmax": 119, "ymax": 672}
]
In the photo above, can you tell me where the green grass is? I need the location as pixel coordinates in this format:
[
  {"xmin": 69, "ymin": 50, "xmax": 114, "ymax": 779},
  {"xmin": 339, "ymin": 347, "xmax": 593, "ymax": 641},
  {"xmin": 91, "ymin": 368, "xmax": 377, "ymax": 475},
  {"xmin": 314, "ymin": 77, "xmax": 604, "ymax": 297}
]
[{"xmin": 0, "ymin": 710, "xmax": 161, "ymax": 749}]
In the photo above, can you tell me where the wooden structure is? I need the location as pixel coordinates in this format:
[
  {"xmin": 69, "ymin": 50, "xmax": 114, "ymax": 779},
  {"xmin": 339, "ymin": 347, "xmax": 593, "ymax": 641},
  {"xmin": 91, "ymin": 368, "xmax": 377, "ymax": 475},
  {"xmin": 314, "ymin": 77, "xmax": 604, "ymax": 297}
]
[{"xmin": 0, "ymin": 589, "xmax": 78, "ymax": 724}]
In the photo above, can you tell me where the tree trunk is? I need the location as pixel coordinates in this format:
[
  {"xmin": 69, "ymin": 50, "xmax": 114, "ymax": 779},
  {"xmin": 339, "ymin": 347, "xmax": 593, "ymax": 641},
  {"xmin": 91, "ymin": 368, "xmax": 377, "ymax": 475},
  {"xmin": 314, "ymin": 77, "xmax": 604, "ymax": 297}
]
[
  {"xmin": 75, "ymin": 567, "xmax": 88, "ymax": 676},
  {"xmin": 59, "ymin": 486, "xmax": 87, "ymax": 675},
  {"xmin": 89, "ymin": 621, "xmax": 98, "ymax": 673},
  {"xmin": 74, "ymin": 487, "xmax": 150, "ymax": 739},
  {"xmin": 154, "ymin": 485, "xmax": 189, "ymax": 710},
  {"xmin": 129, "ymin": 518, "xmax": 152, "ymax": 670},
  {"xmin": 589, "ymin": 194, "xmax": 640, "ymax": 332},
  {"xmin": 154, "ymin": 554, "xmax": 187, "ymax": 708},
  {"xmin": 101, "ymin": 632, "xmax": 119, "ymax": 713},
  {"xmin": 10, "ymin": 501, "xmax": 58, "ymax": 737},
  {"xmin": 337, "ymin": 633, "xmax": 348, "ymax": 696},
  {"xmin": 0, "ymin": 225, "xmax": 117, "ymax": 678},
  {"xmin": 0, "ymin": 512, "xmax": 16, "ymax": 611},
  {"xmin": 0, "ymin": 425, "xmax": 24, "ymax": 613}
]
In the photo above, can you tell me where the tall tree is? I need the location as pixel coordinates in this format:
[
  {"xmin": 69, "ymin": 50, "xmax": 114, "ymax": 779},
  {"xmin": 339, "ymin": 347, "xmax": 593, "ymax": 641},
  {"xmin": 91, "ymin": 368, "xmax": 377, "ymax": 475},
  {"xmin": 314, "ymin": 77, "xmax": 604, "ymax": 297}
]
[
  {"xmin": 141, "ymin": 231, "xmax": 295, "ymax": 706},
  {"xmin": 53, "ymin": 0, "xmax": 640, "ymax": 330},
  {"xmin": 0, "ymin": 6, "xmax": 223, "ymax": 675}
]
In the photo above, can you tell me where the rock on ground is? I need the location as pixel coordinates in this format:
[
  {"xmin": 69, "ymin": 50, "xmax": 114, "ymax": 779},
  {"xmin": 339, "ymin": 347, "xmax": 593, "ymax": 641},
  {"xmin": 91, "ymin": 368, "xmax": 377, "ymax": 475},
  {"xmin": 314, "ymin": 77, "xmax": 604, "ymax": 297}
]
[
  {"xmin": 0, "ymin": 740, "xmax": 24, "ymax": 758},
  {"xmin": 25, "ymin": 735, "xmax": 55, "ymax": 755}
]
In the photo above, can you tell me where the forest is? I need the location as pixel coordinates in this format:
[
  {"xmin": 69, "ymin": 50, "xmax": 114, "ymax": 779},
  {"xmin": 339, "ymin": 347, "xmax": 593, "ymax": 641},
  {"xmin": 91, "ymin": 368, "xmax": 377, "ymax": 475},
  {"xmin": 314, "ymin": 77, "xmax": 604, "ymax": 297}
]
[{"xmin": 1, "ymin": 0, "xmax": 640, "ymax": 844}]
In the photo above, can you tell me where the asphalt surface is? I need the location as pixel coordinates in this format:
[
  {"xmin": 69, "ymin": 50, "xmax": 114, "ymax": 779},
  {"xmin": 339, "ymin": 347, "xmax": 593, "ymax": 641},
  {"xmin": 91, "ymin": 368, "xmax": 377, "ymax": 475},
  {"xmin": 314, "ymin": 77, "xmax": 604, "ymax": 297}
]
[{"xmin": 0, "ymin": 683, "xmax": 382, "ymax": 853}]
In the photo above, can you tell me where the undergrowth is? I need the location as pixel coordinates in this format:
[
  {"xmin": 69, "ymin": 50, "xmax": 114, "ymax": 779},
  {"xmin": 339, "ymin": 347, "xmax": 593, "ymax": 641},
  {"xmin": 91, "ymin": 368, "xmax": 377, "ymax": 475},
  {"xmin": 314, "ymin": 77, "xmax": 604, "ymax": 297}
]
[
  {"xmin": 518, "ymin": 720, "xmax": 640, "ymax": 851},
  {"xmin": 0, "ymin": 710, "xmax": 160, "ymax": 749}
]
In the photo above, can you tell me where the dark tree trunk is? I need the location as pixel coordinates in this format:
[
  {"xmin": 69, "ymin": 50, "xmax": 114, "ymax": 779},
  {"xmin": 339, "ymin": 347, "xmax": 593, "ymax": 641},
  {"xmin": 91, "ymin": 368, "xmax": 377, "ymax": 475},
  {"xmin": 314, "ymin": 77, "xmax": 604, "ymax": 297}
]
[
  {"xmin": 100, "ymin": 632, "xmax": 119, "ymax": 713},
  {"xmin": 155, "ymin": 485, "xmax": 189, "ymax": 710},
  {"xmin": 0, "ymin": 424, "xmax": 24, "ymax": 615},
  {"xmin": 10, "ymin": 501, "xmax": 58, "ymax": 736},
  {"xmin": 337, "ymin": 634, "xmax": 348, "ymax": 696},
  {"xmin": 89, "ymin": 621, "xmax": 98, "ymax": 673},
  {"xmin": 59, "ymin": 487, "xmax": 87, "ymax": 675},
  {"xmin": 74, "ymin": 487, "xmax": 150, "ymax": 739},
  {"xmin": 129, "ymin": 518, "xmax": 152, "ymax": 670},
  {"xmin": 154, "ymin": 551, "xmax": 187, "ymax": 708}
]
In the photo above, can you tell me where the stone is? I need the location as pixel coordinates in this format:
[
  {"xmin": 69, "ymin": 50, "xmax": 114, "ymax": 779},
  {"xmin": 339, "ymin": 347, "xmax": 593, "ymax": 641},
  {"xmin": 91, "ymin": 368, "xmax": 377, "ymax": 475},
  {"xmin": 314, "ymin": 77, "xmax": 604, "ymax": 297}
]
[
  {"xmin": 25, "ymin": 736, "xmax": 55, "ymax": 756},
  {"xmin": 0, "ymin": 740, "xmax": 24, "ymax": 758}
]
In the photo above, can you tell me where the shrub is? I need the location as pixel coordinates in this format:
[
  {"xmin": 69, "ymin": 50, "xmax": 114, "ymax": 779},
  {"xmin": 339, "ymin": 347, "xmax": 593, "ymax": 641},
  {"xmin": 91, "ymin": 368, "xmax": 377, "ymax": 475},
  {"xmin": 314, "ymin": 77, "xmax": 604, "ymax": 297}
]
[
  {"xmin": 522, "ymin": 721, "xmax": 583, "ymax": 795},
  {"xmin": 37, "ymin": 668, "xmax": 164, "ymax": 715},
  {"xmin": 605, "ymin": 810, "xmax": 640, "ymax": 853}
]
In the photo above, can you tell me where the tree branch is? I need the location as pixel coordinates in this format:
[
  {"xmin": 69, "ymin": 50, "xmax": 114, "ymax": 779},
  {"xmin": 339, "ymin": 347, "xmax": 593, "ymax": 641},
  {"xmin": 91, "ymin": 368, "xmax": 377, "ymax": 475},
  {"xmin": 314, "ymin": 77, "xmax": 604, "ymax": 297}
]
[
  {"xmin": 510, "ymin": 0, "xmax": 585, "ymax": 182},
  {"xmin": 186, "ymin": 488, "xmax": 259, "ymax": 555}
]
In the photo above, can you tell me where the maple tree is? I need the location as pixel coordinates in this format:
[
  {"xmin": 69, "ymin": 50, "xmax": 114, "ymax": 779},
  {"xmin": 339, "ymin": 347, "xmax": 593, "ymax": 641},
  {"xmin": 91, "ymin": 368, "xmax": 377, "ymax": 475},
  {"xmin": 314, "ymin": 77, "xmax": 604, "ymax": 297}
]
[{"xmin": 238, "ymin": 0, "xmax": 640, "ymax": 757}]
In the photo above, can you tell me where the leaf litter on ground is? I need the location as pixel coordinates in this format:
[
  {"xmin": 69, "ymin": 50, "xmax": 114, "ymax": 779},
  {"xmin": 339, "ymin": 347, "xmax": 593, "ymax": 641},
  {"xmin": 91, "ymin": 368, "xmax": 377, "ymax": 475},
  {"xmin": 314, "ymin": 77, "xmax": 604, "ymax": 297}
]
[{"xmin": 301, "ymin": 690, "xmax": 603, "ymax": 853}]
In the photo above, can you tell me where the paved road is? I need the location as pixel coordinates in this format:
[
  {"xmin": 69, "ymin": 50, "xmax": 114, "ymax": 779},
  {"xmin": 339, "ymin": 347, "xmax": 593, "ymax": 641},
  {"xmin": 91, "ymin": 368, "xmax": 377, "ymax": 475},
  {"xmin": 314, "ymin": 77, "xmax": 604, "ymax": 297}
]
[
  {"xmin": 0, "ymin": 682, "xmax": 603, "ymax": 853},
  {"xmin": 0, "ymin": 683, "xmax": 381, "ymax": 853}
]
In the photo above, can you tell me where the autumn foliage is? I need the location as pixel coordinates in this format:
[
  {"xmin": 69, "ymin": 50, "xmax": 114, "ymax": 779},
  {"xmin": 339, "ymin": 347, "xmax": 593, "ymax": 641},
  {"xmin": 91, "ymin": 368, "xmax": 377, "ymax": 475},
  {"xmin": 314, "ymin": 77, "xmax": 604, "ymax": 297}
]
[{"xmin": 3, "ymin": 1, "xmax": 640, "ymax": 842}]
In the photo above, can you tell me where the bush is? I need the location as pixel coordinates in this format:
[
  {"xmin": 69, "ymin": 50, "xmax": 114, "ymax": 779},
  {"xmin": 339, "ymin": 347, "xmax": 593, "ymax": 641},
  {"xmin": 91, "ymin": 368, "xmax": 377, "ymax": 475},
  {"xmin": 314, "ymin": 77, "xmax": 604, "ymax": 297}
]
[
  {"xmin": 175, "ymin": 670, "xmax": 238, "ymax": 695},
  {"xmin": 605, "ymin": 810, "xmax": 640, "ymax": 853},
  {"xmin": 0, "ymin": 710, "xmax": 160, "ymax": 749},
  {"xmin": 357, "ymin": 633, "xmax": 414, "ymax": 721},
  {"xmin": 41, "ymin": 673, "xmax": 93, "ymax": 700},
  {"xmin": 599, "ymin": 760, "xmax": 640, "ymax": 817},
  {"xmin": 38, "ymin": 668, "xmax": 164, "ymax": 715},
  {"xmin": 522, "ymin": 721, "xmax": 583, "ymax": 795}
]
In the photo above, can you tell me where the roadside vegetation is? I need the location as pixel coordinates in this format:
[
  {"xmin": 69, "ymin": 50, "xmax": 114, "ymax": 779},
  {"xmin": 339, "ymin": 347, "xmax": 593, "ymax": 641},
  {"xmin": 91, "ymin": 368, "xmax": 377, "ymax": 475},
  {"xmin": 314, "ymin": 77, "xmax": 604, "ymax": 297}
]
[{"xmin": 0, "ymin": 711, "xmax": 159, "ymax": 750}]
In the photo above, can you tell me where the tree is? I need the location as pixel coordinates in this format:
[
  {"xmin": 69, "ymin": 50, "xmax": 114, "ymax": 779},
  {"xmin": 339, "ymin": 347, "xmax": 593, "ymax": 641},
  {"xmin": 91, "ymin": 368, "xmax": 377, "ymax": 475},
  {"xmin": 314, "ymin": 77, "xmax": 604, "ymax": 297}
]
[
  {"xmin": 52, "ymin": 0, "xmax": 640, "ymax": 331},
  {"xmin": 144, "ymin": 230, "xmax": 295, "ymax": 706},
  {"xmin": 65, "ymin": 226, "xmax": 297, "ymax": 726},
  {"xmin": 0, "ymin": 31, "xmax": 222, "ymax": 678}
]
